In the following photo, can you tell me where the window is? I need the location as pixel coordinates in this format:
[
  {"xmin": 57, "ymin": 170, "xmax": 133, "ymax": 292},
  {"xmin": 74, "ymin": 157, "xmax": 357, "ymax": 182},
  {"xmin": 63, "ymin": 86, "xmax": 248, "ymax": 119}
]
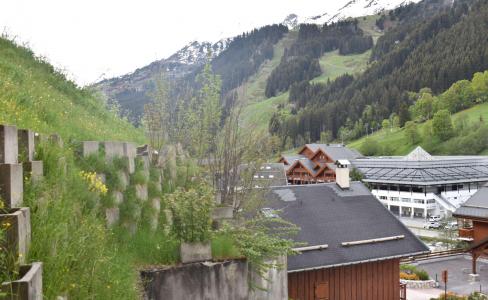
[
  {"xmin": 427, "ymin": 199, "xmax": 436, "ymax": 204},
  {"xmin": 401, "ymin": 198, "xmax": 411, "ymax": 203},
  {"xmin": 390, "ymin": 197, "xmax": 399, "ymax": 202},
  {"xmin": 414, "ymin": 199, "xmax": 425, "ymax": 204},
  {"xmin": 399, "ymin": 186, "xmax": 410, "ymax": 192},
  {"xmin": 379, "ymin": 196, "xmax": 387, "ymax": 200}
]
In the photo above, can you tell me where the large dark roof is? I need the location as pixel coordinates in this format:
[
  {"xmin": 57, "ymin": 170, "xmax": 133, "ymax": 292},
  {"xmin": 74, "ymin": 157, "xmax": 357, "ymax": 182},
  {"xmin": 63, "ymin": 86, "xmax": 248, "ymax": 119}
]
[
  {"xmin": 454, "ymin": 184, "xmax": 488, "ymax": 219},
  {"xmin": 354, "ymin": 147, "xmax": 488, "ymax": 185},
  {"xmin": 306, "ymin": 144, "xmax": 362, "ymax": 161},
  {"xmin": 266, "ymin": 182, "xmax": 429, "ymax": 272}
]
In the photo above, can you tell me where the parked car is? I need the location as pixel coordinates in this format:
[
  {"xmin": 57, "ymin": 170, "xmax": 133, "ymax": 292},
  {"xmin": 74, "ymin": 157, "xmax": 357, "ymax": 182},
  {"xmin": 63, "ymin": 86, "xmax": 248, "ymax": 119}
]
[
  {"xmin": 444, "ymin": 221, "xmax": 458, "ymax": 229},
  {"xmin": 429, "ymin": 215, "xmax": 441, "ymax": 222},
  {"xmin": 423, "ymin": 221, "xmax": 441, "ymax": 229}
]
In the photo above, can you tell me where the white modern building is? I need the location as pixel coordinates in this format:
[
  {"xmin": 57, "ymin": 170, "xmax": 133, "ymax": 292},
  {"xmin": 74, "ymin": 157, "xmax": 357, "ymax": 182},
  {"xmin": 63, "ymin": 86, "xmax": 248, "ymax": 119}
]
[{"xmin": 353, "ymin": 147, "xmax": 488, "ymax": 219}]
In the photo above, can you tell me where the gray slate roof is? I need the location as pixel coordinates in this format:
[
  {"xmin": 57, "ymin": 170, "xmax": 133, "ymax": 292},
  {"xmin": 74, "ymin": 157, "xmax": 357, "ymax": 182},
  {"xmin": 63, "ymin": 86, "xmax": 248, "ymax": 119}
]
[
  {"xmin": 305, "ymin": 144, "xmax": 362, "ymax": 161},
  {"xmin": 354, "ymin": 156, "xmax": 488, "ymax": 185},
  {"xmin": 266, "ymin": 182, "xmax": 429, "ymax": 272},
  {"xmin": 454, "ymin": 184, "xmax": 488, "ymax": 219},
  {"xmin": 254, "ymin": 163, "xmax": 288, "ymax": 187}
]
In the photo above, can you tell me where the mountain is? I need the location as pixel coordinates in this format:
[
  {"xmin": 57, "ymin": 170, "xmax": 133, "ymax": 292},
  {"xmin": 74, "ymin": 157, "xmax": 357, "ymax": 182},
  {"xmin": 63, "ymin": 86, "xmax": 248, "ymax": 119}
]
[
  {"xmin": 95, "ymin": 0, "xmax": 423, "ymax": 123},
  {"xmin": 94, "ymin": 39, "xmax": 228, "ymax": 121},
  {"xmin": 271, "ymin": 0, "xmax": 488, "ymax": 147},
  {"xmin": 282, "ymin": 0, "xmax": 422, "ymax": 28}
]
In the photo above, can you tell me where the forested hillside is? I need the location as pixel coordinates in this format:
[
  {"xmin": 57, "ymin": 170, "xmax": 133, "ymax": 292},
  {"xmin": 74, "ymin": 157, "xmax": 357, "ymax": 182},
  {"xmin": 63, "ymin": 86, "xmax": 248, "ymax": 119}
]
[
  {"xmin": 270, "ymin": 0, "xmax": 488, "ymax": 147},
  {"xmin": 264, "ymin": 20, "xmax": 373, "ymax": 98},
  {"xmin": 349, "ymin": 70, "xmax": 488, "ymax": 155}
]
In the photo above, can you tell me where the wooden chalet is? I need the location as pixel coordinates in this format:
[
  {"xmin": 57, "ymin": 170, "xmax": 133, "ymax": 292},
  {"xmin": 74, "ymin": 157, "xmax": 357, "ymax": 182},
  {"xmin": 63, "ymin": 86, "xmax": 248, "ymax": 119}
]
[
  {"xmin": 453, "ymin": 184, "xmax": 488, "ymax": 276},
  {"xmin": 279, "ymin": 144, "xmax": 361, "ymax": 185},
  {"xmin": 266, "ymin": 168, "xmax": 429, "ymax": 300}
]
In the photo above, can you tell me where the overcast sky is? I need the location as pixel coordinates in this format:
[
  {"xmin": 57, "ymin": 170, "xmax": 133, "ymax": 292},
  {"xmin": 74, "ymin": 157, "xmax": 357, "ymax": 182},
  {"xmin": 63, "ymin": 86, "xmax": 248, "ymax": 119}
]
[{"xmin": 0, "ymin": 0, "xmax": 345, "ymax": 85}]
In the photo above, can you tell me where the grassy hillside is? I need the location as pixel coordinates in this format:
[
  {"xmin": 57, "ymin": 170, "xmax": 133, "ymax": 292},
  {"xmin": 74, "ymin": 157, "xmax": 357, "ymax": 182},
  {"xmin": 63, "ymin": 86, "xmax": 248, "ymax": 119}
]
[
  {"xmin": 311, "ymin": 50, "xmax": 371, "ymax": 84},
  {"xmin": 0, "ymin": 37, "xmax": 143, "ymax": 142},
  {"xmin": 348, "ymin": 102, "xmax": 488, "ymax": 155}
]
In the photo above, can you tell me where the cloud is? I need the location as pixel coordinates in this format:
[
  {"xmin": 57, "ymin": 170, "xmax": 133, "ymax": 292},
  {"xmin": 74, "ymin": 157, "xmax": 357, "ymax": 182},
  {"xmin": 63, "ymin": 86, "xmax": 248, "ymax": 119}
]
[{"xmin": 0, "ymin": 0, "xmax": 343, "ymax": 85}]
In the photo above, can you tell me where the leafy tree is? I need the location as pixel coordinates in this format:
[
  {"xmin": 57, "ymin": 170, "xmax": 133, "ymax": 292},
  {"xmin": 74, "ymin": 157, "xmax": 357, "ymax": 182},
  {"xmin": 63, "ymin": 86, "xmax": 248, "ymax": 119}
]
[
  {"xmin": 382, "ymin": 119, "xmax": 390, "ymax": 131},
  {"xmin": 320, "ymin": 130, "xmax": 333, "ymax": 143},
  {"xmin": 404, "ymin": 121, "xmax": 421, "ymax": 144},
  {"xmin": 412, "ymin": 92, "xmax": 435, "ymax": 121},
  {"xmin": 432, "ymin": 109, "xmax": 454, "ymax": 141}
]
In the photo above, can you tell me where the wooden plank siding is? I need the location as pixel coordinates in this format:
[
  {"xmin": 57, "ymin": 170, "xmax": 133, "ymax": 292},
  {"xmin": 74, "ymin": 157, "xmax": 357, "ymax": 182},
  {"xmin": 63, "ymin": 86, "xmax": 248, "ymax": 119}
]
[{"xmin": 288, "ymin": 259, "xmax": 401, "ymax": 300}]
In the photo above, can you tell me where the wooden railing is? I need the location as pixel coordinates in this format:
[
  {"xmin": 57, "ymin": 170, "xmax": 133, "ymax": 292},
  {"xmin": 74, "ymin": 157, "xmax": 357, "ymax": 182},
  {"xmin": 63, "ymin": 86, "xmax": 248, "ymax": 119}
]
[
  {"xmin": 401, "ymin": 249, "xmax": 466, "ymax": 264},
  {"xmin": 400, "ymin": 283, "xmax": 407, "ymax": 300},
  {"xmin": 459, "ymin": 228, "xmax": 474, "ymax": 239}
]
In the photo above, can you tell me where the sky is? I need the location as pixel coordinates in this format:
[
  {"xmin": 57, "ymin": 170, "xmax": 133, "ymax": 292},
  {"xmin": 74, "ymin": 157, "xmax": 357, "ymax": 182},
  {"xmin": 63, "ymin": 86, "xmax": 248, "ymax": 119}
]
[{"xmin": 0, "ymin": 0, "xmax": 346, "ymax": 86}]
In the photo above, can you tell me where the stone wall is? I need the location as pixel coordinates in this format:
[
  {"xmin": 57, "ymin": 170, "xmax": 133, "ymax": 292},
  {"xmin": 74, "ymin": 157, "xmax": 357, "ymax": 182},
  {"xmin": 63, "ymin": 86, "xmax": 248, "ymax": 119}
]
[
  {"xmin": 400, "ymin": 279, "xmax": 437, "ymax": 289},
  {"xmin": 0, "ymin": 124, "xmax": 43, "ymax": 299}
]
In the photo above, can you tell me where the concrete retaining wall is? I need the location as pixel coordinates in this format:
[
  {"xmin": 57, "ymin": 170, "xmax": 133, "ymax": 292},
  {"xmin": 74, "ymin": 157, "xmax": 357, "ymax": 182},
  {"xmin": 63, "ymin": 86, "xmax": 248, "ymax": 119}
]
[
  {"xmin": 0, "ymin": 125, "xmax": 18, "ymax": 164},
  {"xmin": 0, "ymin": 207, "xmax": 31, "ymax": 264},
  {"xmin": 1, "ymin": 262, "xmax": 43, "ymax": 300},
  {"xmin": 0, "ymin": 163, "xmax": 23, "ymax": 208},
  {"xmin": 141, "ymin": 260, "xmax": 249, "ymax": 300}
]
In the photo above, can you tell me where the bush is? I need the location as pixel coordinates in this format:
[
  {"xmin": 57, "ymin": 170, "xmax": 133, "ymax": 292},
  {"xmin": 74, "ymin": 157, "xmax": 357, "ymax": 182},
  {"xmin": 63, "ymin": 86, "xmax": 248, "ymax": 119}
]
[
  {"xmin": 400, "ymin": 264, "xmax": 430, "ymax": 280},
  {"xmin": 167, "ymin": 183, "xmax": 214, "ymax": 243}
]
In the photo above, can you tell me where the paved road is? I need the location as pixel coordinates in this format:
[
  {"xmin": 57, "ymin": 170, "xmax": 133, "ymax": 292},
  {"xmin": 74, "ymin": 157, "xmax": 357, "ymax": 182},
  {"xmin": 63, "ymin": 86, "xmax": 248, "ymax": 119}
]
[
  {"xmin": 407, "ymin": 288, "xmax": 443, "ymax": 300},
  {"xmin": 398, "ymin": 217, "xmax": 442, "ymax": 238},
  {"xmin": 416, "ymin": 256, "xmax": 488, "ymax": 296}
]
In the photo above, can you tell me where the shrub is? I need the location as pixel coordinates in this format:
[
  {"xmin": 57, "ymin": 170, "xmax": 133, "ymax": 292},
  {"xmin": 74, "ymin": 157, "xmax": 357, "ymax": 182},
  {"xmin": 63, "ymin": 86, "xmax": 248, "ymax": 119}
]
[
  {"xmin": 400, "ymin": 272, "xmax": 419, "ymax": 280},
  {"xmin": 167, "ymin": 183, "xmax": 214, "ymax": 243},
  {"xmin": 400, "ymin": 264, "xmax": 430, "ymax": 280}
]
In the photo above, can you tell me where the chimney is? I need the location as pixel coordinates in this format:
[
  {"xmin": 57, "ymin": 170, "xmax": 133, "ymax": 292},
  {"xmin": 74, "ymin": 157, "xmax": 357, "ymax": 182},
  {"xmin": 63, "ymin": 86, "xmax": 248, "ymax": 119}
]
[{"xmin": 335, "ymin": 160, "xmax": 350, "ymax": 189}]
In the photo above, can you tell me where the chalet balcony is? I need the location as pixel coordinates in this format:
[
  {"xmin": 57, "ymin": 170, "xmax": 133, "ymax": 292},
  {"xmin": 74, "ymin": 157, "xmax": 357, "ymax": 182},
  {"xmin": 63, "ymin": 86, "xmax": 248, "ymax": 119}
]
[{"xmin": 458, "ymin": 227, "xmax": 474, "ymax": 241}]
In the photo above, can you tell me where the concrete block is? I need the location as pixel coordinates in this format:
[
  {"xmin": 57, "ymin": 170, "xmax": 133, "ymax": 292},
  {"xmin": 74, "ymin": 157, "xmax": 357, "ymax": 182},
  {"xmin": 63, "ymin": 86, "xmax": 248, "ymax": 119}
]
[
  {"xmin": 135, "ymin": 184, "xmax": 148, "ymax": 201},
  {"xmin": 180, "ymin": 242, "xmax": 212, "ymax": 264},
  {"xmin": 163, "ymin": 209, "xmax": 173, "ymax": 235},
  {"xmin": 122, "ymin": 221, "xmax": 137, "ymax": 235},
  {"xmin": 1, "ymin": 262, "xmax": 43, "ymax": 300},
  {"xmin": 127, "ymin": 157, "xmax": 135, "ymax": 174},
  {"xmin": 18, "ymin": 129, "xmax": 35, "ymax": 162},
  {"xmin": 469, "ymin": 273, "xmax": 480, "ymax": 282},
  {"xmin": 24, "ymin": 161, "xmax": 44, "ymax": 183},
  {"xmin": 105, "ymin": 207, "xmax": 119, "ymax": 228},
  {"xmin": 212, "ymin": 206, "xmax": 234, "ymax": 220},
  {"xmin": 113, "ymin": 191, "xmax": 124, "ymax": 205},
  {"xmin": 97, "ymin": 173, "xmax": 106, "ymax": 184},
  {"xmin": 123, "ymin": 142, "xmax": 137, "ymax": 158},
  {"xmin": 117, "ymin": 171, "xmax": 129, "ymax": 190},
  {"xmin": 0, "ymin": 124, "xmax": 18, "ymax": 164},
  {"xmin": 82, "ymin": 141, "xmax": 99, "ymax": 157},
  {"xmin": 0, "ymin": 207, "xmax": 31, "ymax": 264},
  {"xmin": 151, "ymin": 198, "xmax": 161, "ymax": 213},
  {"xmin": 103, "ymin": 141, "xmax": 124, "ymax": 159},
  {"xmin": 49, "ymin": 134, "xmax": 63, "ymax": 148},
  {"xmin": 0, "ymin": 163, "xmax": 23, "ymax": 208}
]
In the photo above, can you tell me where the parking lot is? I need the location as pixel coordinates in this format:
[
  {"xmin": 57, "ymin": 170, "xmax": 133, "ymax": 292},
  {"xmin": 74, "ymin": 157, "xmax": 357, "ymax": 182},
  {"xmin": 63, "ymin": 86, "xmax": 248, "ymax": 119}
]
[{"xmin": 407, "ymin": 255, "xmax": 488, "ymax": 299}]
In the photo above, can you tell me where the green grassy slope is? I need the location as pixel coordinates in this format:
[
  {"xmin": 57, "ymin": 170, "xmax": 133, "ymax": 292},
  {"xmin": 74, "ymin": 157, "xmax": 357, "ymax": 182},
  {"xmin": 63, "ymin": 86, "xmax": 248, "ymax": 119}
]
[
  {"xmin": 0, "ymin": 38, "xmax": 143, "ymax": 143},
  {"xmin": 348, "ymin": 102, "xmax": 488, "ymax": 155},
  {"xmin": 311, "ymin": 50, "xmax": 371, "ymax": 84}
]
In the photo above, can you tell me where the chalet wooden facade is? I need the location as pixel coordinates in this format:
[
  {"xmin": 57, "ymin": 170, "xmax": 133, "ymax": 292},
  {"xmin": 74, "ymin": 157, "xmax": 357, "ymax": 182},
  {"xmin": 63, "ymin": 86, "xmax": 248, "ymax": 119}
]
[
  {"xmin": 266, "ymin": 178, "xmax": 429, "ymax": 300},
  {"xmin": 279, "ymin": 144, "xmax": 361, "ymax": 185},
  {"xmin": 453, "ymin": 184, "xmax": 488, "ymax": 275},
  {"xmin": 288, "ymin": 259, "xmax": 403, "ymax": 300}
]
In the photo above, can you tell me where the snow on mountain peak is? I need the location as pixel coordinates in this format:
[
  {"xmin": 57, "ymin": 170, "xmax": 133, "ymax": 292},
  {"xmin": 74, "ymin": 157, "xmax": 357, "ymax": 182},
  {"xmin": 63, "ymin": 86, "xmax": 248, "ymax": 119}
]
[
  {"xmin": 167, "ymin": 39, "xmax": 230, "ymax": 66},
  {"xmin": 283, "ymin": 0, "xmax": 420, "ymax": 27}
]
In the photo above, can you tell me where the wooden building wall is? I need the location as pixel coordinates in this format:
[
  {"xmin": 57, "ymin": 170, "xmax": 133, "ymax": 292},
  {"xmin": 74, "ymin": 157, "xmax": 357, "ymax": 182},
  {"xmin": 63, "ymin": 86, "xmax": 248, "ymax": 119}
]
[
  {"xmin": 288, "ymin": 259, "xmax": 400, "ymax": 300},
  {"xmin": 473, "ymin": 220, "xmax": 488, "ymax": 243}
]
